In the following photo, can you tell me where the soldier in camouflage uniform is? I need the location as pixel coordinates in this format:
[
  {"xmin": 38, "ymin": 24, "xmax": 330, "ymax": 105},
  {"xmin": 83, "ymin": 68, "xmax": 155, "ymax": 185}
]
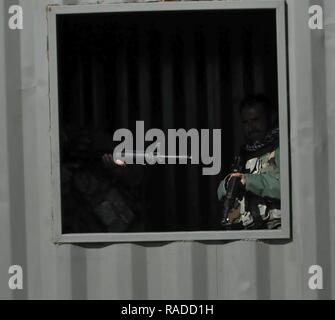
[
  {"xmin": 60, "ymin": 129, "xmax": 144, "ymax": 233},
  {"xmin": 217, "ymin": 95, "xmax": 281, "ymax": 230}
]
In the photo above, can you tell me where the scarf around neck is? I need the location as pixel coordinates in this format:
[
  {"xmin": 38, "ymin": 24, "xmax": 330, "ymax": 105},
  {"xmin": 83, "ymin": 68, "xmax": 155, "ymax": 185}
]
[{"xmin": 241, "ymin": 127, "xmax": 279, "ymax": 161}]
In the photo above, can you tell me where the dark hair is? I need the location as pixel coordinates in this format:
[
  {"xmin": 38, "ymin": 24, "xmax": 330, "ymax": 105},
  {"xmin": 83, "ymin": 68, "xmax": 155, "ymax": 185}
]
[{"xmin": 240, "ymin": 94, "xmax": 273, "ymax": 113}]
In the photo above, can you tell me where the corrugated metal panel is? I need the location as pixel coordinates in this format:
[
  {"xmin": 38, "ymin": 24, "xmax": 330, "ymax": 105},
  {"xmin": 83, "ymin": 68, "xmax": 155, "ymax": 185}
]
[{"xmin": 0, "ymin": 0, "xmax": 334, "ymax": 299}]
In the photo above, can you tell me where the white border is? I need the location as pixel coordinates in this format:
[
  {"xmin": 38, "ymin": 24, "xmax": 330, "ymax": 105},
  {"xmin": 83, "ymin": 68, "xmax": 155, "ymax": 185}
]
[{"xmin": 47, "ymin": 0, "xmax": 290, "ymax": 243}]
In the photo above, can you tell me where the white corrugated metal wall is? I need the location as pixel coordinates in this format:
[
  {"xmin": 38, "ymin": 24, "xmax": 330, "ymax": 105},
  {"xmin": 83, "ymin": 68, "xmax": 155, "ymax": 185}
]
[{"xmin": 0, "ymin": 0, "xmax": 334, "ymax": 299}]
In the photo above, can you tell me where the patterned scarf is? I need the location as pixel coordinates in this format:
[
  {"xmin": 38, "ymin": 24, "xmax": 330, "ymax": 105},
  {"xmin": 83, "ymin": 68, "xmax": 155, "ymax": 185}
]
[{"xmin": 244, "ymin": 127, "xmax": 279, "ymax": 152}]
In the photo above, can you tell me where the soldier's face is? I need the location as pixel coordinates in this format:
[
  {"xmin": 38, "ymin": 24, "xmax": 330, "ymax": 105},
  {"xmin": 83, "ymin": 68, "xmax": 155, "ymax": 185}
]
[{"xmin": 241, "ymin": 104, "xmax": 269, "ymax": 144}]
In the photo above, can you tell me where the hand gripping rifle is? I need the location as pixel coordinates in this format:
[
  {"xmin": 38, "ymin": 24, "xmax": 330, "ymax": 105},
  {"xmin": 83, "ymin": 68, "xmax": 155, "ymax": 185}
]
[{"xmin": 221, "ymin": 156, "xmax": 245, "ymax": 226}]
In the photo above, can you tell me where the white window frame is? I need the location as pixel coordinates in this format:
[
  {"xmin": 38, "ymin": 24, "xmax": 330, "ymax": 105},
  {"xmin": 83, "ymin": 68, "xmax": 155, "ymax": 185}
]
[{"xmin": 48, "ymin": 0, "xmax": 290, "ymax": 243}]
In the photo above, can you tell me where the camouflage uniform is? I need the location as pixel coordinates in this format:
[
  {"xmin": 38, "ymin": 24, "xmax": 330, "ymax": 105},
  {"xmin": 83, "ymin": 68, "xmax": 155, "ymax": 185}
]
[
  {"xmin": 60, "ymin": 129, "xmax": 144, "ymax": 233},
  {"xmin": 217, "ymin": 147, "xmax": 281, "ymax": 229}
]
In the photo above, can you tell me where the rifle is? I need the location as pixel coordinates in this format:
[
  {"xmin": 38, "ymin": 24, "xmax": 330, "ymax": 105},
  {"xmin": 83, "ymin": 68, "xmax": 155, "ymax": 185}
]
[
  {"xmin": 221, "ymin": 156, "xmax": 244, "ymax": 226},
  {"xmin": 114, "ymin": 150, "xmax": 192, "ymax": 163}
]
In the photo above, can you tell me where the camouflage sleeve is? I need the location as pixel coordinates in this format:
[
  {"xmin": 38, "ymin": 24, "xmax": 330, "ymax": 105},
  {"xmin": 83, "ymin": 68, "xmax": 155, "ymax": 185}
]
[
  {"xmin": 217, "ymin": 175, "xmax": 230, "ymax": 200},
  {"xmin": 245, "ymin": 148, "xmax": 281, "ymax": 199}
]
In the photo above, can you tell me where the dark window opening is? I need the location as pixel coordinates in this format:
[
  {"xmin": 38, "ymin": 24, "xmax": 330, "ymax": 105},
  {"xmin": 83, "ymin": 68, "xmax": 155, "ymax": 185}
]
[{"xmin": 56, "ymin": 10, "xmax": 278, "ymax": 233}]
